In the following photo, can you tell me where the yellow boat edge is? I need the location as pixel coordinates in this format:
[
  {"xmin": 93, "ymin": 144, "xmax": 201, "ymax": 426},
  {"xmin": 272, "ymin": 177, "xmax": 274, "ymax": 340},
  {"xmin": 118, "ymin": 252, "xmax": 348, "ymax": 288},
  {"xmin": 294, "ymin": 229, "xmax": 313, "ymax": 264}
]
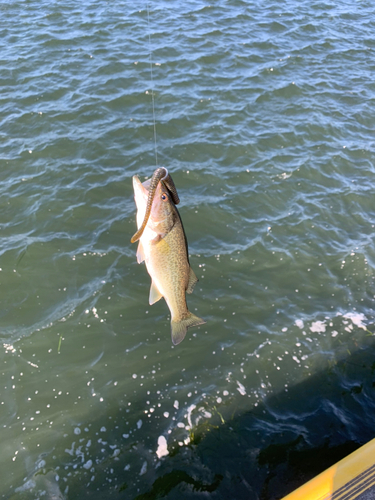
[{"xmin": 281, "ymin": 437, "xmax": 375, "ymax": 500}]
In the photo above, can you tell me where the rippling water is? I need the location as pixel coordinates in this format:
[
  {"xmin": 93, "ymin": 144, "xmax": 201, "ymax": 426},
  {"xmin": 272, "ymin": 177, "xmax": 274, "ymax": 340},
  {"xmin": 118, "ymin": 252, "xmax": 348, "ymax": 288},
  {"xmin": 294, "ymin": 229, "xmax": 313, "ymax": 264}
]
[{"xmin": 2, "ymin": 1, "xmax": 375, "ymax": 498}]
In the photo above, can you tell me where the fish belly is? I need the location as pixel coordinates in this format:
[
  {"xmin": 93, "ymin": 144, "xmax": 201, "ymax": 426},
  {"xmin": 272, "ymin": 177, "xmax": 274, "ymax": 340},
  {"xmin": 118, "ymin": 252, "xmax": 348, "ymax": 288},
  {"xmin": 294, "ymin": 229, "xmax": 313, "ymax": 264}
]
[{"xmin": 143, "ymin": 225, "xmax": 189, "ymax": 321}]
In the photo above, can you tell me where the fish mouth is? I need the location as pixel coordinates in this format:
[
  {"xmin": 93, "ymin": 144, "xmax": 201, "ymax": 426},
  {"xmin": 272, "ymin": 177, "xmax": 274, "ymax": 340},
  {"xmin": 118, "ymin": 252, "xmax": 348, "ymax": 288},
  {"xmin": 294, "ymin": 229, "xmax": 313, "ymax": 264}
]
[
  {"xmin": 131, "ymin": 167, "xmax": 179, "ymax": 243},
  {"xmin": 132, "ymin": 174, "xmax": 145, "ymax": 191}
]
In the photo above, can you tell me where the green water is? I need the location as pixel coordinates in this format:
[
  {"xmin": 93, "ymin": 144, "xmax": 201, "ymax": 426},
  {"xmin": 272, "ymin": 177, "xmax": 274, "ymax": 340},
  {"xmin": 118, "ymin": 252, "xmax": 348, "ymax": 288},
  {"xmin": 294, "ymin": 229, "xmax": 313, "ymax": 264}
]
[{"xmin": 1, "ymin": 1, "xmax": 375, "ymax": 498}]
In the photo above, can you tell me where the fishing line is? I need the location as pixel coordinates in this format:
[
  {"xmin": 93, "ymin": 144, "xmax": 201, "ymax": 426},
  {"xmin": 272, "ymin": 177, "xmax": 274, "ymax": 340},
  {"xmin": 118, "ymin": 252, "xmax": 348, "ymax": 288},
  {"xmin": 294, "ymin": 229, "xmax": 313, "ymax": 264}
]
[{"xmin": 147, "ymin": 3, "xmax": 158, "ymax": 167}]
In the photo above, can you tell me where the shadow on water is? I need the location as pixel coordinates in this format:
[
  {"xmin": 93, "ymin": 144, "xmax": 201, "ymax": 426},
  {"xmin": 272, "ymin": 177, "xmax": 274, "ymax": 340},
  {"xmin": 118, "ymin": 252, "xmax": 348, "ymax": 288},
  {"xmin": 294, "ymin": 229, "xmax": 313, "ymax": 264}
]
[
  {"xmin": 127, "ymin": 337, "xmax": 375, "ymax": 500},
  {"xmin": 11, "ymin": 336, "xmax": 375, "ymax": 500}
]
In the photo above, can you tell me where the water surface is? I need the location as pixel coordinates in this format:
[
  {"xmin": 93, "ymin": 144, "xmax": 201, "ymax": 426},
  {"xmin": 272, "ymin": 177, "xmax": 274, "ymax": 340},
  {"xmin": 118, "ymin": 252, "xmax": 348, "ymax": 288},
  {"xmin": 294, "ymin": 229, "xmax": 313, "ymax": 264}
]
[{"xmin": 1, "ymin": 1, "xmax": 375, "ymax": 498}]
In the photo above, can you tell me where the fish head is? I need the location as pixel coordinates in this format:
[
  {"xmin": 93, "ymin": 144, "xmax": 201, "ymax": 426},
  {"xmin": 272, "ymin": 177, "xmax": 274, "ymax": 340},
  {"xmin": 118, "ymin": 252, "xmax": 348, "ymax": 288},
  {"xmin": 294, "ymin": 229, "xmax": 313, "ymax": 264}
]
[
  {"xmin": 132, "ymin": 175, "xmax": 177, "ymax": 237},
  {"xmin": 149, "ymin": 180, "xmax": 177, "ymax": 234}
]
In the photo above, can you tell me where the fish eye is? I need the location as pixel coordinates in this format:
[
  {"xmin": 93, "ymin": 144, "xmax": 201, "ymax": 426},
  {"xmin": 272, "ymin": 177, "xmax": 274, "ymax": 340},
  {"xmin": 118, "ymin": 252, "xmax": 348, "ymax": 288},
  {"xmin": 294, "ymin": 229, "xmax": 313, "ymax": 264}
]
[{"xmin": 161, "ymin": 193, "xmax": 168, "ymax": 201}]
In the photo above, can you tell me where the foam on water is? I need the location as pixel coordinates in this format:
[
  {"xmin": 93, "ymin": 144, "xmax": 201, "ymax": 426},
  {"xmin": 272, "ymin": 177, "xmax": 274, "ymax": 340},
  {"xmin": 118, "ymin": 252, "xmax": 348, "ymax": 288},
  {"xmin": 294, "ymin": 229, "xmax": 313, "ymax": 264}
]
[{"xmin": 156, "ymin": 436, "xmax": 169, "ymax": 459}]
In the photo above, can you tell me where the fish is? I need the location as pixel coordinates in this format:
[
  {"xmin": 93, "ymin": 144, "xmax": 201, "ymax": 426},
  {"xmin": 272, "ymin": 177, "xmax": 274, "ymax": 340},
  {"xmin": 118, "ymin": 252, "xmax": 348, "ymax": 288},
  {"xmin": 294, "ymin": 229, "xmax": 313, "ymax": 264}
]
[{"xmin": 131, "ymin": 167, "xmax": 205, "ymax": 345}]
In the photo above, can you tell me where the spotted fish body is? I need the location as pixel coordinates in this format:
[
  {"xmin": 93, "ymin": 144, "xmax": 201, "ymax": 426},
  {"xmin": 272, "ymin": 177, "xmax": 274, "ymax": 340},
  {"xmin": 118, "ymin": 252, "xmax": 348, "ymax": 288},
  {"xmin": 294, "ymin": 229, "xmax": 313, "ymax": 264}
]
[{"xmin": 132, "ymin": 174, "xmax": 205, "ymax": 345}]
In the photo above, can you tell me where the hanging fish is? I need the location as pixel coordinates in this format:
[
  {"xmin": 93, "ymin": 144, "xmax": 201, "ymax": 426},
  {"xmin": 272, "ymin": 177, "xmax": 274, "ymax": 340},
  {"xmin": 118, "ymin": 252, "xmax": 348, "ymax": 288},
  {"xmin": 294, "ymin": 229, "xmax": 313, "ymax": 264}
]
[{"xmin": 131, "ymin": 167, "xmax": 205, "ymax": 345}]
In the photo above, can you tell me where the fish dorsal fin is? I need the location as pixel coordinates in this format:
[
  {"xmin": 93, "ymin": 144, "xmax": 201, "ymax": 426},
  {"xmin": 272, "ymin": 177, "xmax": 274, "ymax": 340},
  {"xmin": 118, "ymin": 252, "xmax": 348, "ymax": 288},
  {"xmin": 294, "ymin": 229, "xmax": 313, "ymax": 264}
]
[
  {"xmin": 136, "ymin": 241, "xmax": 145, "ymax": 264},
  {"xmin": 149, "ymin": 281, "xmax": 163, "ymax": 305},
  {"xmin": 186, "ymin": 267, "xmax": 198, "ymax": 294}
]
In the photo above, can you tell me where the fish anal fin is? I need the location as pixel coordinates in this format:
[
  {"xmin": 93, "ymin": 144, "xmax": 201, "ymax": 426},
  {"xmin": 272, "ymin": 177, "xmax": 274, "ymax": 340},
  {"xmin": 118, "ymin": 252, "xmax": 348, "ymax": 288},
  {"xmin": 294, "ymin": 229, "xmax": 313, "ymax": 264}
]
[
  {"xmin": 136, "ymin": 241, "xmax": 145, "ymax": 264},
  {"xmin": 186, "ymin": 267, "xmax": 198, "ymax": 294},
  {"xmin": 171, "ymin": 312, "xmax": 206, "ymax": 345},
  {"xmin": 149, "ymin": 281, "xmax": 163, "ymax": 305}
]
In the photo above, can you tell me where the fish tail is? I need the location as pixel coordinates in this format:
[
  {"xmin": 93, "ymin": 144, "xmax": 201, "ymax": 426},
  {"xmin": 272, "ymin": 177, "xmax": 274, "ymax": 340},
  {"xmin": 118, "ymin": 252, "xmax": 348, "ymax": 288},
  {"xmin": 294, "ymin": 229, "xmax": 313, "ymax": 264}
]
[{"xmin": 171, "ymin": 312, "xmax": 206, "ymax": 345}]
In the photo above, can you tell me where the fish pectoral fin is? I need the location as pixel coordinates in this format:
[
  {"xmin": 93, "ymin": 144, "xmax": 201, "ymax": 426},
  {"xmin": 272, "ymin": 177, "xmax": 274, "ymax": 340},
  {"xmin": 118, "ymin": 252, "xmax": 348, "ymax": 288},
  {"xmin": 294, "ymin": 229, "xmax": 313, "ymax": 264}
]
[
  {"xmin": 149, "ymin": 281, "xmax": 163, "ymax": 305},
  {"xmin": 151, "ymin": 233, "xmax": 168, "ymax": 245},
  {"xmin": 186, "ymin": 267, "xmax": 199, "ymax": 294},
  {"xmin": 136, "ymin": 241, "xmax": 145, "ymax": 264}
]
